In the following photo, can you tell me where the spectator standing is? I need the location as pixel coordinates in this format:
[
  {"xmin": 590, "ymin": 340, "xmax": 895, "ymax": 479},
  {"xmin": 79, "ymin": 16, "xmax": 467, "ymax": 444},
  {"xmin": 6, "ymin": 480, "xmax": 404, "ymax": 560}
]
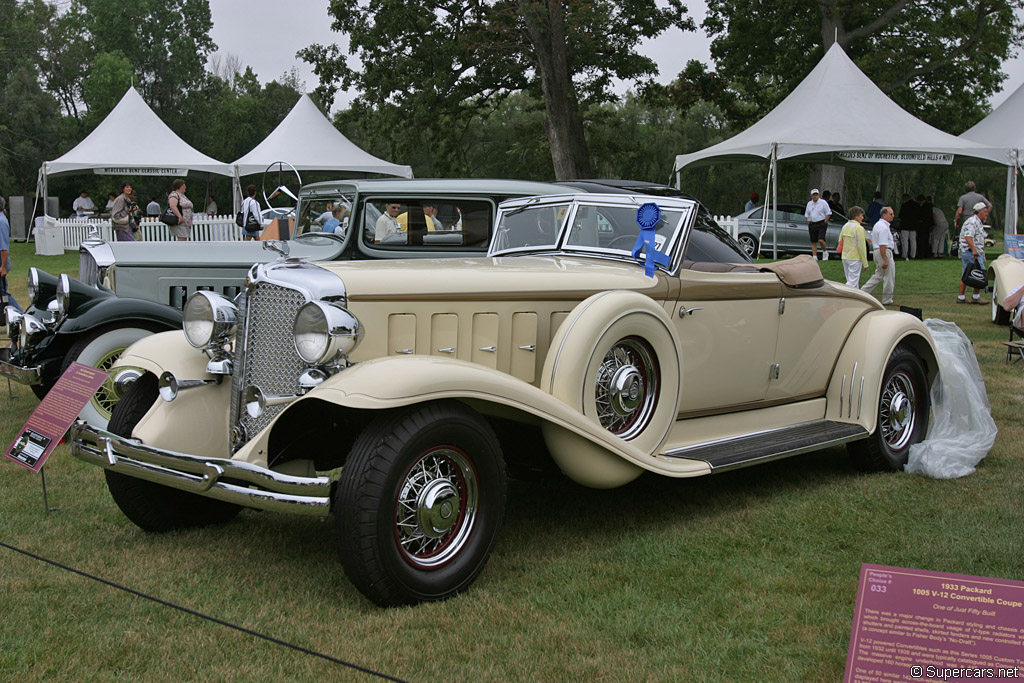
[
  {"xmin": 865, "ymin": 192, "xmax": 884, "ymax": 224},
  {"xmin": 898, "ymin": 193, "xmax": 918, "ymax": 260},
  {"xmin": 0, "ymin": 196, "xmax": 22, "ymax": 313},
  {"xmin": 240, "ymin": 184, "xmax": 262, "ymax": 241},
  {"xmin": 104, "ymin": 192, "xmax": 116, "ymax": 214},
  {"xmin": 957, "ymin": 202, "xmax": 989, "ymax": 304},
  {"xmin": 110, "ymin": 181, "xmax": 136, "ymax": 241},
  {"xmin": 861, "ymin": 206, "xmax": 896, "ymax": 306},
  {"xmin": 146, "ymin": 197, "xmax": 160, "ymax": 216},
  {"xmin": 72, "ymin": 190, "xmax": 96, "ymax": 217},
  {"xmin": 953, "ymin": 181, "xmax": 990, "ymax": 234},
  {"xmin": 205, "ymin": 195, "xmax": 218, "ymax": 215},
  {"xmin": 916, "ymin": 194, "xmax": 934, "ymax": 258},
  {"xmin": 745, "ymin": 193, "xmax": 759, "ymax": 212},
  {"xmin": 167, "ymin": 178, "xmax": 193, "ymax": 241},
  {"xmin": 830, "ymin": 193, "xmax": 845, "ymax": 215},
  {"xmin": 836, "ymin": 206, "xmax": 868, "ymax": 287},
  {"xmin": 805, "ymin": 189, "xmax": 831, "ymax": 260},
  {"xmin": 929, "ymin": 197, "xmax": 948, "ymax": 258}
]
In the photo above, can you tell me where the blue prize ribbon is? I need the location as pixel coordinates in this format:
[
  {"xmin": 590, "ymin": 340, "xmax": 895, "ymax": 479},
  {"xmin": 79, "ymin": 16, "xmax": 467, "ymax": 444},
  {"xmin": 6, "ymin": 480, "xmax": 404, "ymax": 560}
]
[{"xmin": 632, "ymin": 203, "xmax": 670, "ymax": 277}]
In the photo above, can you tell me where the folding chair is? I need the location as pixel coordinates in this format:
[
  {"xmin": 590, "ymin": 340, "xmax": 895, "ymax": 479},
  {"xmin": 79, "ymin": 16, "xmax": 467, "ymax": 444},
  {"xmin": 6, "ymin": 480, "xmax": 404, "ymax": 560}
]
[{"xmin": 1005, "ymin": 306, "xmax": 1024, "ymax": 366}]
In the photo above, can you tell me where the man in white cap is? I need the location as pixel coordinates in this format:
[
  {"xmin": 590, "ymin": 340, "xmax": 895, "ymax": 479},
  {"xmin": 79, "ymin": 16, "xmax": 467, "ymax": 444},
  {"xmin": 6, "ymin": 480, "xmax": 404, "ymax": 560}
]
[
  {"xmin": 957, "ymin": 202, "xmax": 989, "ymax": 304},
  {"xmin": 805, "ymin": 188, "xmax": 831, "ymax": 260}
]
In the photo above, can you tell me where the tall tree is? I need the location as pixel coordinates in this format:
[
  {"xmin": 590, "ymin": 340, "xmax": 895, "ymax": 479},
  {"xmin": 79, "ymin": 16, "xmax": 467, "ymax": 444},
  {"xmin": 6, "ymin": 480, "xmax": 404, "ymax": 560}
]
[
  {"xmin": 300, "ymin": 0, "xmax": 694, "ymax": 179},
  {"xmin": 689, "ymin": 0, "xmax": 1024, "ymax": 132}
]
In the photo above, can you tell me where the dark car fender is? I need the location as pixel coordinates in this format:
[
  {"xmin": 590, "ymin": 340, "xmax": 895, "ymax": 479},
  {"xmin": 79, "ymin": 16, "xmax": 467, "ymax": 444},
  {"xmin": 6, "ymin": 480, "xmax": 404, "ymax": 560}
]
[{"xmin": 56, "ymin": 297, "xmax": 183, "ymax": 336}]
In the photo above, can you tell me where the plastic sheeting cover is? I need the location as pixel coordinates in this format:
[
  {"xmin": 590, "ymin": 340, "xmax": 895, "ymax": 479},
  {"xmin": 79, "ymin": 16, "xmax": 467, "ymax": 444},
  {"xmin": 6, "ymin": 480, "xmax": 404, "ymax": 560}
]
[{"xmin": 905, "ymin": 319, "xmax": 997, "ymax": 478}]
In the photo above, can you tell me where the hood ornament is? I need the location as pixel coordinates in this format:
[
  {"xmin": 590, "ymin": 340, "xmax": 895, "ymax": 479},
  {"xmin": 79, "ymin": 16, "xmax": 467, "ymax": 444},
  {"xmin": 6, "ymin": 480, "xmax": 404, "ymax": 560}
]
[{"xmin": 262, "ymin": 240, "xmax": 290, "ymax": 259}]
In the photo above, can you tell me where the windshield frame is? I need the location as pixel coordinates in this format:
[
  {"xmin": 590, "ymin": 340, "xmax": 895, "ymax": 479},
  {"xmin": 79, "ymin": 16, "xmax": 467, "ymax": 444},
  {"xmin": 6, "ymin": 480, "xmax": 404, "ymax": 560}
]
[{"xmin": 490, "ymin": 193, "xmax": 698, "ymax": 275}]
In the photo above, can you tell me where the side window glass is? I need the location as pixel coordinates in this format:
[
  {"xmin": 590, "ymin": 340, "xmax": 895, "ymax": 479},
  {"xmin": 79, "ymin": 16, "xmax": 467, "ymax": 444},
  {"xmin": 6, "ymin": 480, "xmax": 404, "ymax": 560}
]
[{"xmin": 362, "ymin": 199, "xmax": 493, "ymax": 249}]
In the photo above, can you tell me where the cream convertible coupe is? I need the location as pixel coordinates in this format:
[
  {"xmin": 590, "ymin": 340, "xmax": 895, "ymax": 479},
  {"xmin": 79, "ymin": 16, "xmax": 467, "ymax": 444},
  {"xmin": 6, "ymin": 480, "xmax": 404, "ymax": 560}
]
[{"xmin": 71, "ymin": 193, "xmax": 938, "ymax": 606}]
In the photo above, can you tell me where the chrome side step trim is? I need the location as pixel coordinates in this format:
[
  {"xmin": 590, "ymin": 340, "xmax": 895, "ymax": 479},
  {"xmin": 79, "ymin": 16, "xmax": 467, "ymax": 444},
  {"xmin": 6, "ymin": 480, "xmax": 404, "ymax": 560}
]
[{"xmin": 660, "ymin": 419, "xmax": 868, "ymax": 473}]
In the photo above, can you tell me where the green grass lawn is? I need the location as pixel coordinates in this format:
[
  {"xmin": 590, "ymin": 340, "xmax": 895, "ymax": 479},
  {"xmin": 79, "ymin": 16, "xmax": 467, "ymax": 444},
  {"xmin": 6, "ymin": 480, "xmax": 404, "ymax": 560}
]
[{"xmin": 1, "ymin": 241, "xmax": 1021, "ymax": 682}]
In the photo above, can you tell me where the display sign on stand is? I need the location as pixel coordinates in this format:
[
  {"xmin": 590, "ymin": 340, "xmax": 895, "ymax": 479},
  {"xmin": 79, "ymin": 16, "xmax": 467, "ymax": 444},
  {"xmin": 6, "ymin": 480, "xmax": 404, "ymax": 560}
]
[
  {"xmin": 4, "ymin": 362, "xmax": 108, "ymax": 473},
  {"xmin": 845, "ymin": 564, "xmax": 1024, "ymax": 682}
]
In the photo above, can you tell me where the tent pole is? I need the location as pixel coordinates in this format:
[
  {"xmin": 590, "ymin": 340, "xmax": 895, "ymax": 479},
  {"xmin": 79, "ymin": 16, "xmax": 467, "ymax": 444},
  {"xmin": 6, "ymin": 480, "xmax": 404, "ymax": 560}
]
[
  {"xmin": 771, "ymin": 143, "xmax": 778, "ymax": 260},
  {"xmin": 878, "ymin": 164, "xmax": 887, "ymax": 201},
  {"xmin": 1005, "ymin": 156, "xmax": 1017, "ymax": 235}
]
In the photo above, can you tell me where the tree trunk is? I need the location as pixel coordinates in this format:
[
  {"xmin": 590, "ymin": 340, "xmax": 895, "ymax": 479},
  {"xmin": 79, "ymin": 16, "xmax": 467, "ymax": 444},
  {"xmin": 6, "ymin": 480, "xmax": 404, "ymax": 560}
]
[
  {"xmin": 809, "ymin": 165, "xmax": 846, "ymax": 207},
  {"xmin": 519, "ymin": 0, "xmax": 592, "ymax": 179}
]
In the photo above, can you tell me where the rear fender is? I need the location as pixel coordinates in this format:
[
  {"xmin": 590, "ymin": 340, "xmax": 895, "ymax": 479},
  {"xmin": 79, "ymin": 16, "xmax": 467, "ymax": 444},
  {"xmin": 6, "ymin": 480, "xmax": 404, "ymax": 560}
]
[{"xmin": 825, "ymin": 311, "xmax": 938, "ymax": 435}]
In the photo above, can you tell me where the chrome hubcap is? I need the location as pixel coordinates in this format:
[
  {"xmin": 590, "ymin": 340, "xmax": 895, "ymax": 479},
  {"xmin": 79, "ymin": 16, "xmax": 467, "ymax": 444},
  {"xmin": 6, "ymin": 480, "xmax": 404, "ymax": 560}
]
[
  {"xmin": 595, "ymin": 337, "xmax": 659, "ymax": 439},
  {"xmin": 395, "ymin": 448, "xmax": 478, "ymax": 569},
  {"xmin": 880, "ymin": 370, "xmax": 916, "ymax": 451}
]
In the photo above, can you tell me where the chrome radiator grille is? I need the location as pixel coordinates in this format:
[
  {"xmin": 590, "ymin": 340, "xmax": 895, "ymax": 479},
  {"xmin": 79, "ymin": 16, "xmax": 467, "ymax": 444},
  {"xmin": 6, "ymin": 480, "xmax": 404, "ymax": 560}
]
[{"xmin": 230, "ymin": 281, "xmax": 308, "ymax": 447}]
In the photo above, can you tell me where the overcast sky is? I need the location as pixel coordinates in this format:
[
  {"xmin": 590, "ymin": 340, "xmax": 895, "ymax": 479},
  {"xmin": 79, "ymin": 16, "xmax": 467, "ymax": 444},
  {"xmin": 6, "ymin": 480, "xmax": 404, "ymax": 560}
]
[{"xmin": 207, "ymin": 0, "xmax": 1024, "ymax": 113}]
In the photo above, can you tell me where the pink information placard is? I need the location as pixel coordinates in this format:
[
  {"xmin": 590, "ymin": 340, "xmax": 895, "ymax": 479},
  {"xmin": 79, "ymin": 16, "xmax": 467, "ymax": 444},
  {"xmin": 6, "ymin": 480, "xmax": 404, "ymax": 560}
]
[
  {"xmin": 4, "ymin": 362, "xmax": 108, "ymax": 472},
  {"xmin": 846, "ymin": 564, "xmax": 1024, "ymax": 682}
]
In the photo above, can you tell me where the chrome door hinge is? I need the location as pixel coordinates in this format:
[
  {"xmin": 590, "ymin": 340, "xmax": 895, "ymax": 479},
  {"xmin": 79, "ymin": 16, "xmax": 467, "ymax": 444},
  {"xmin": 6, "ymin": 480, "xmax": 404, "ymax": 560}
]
[
  {"xmin": 779, "ymin": 298, "xmax": 786, "ymax": 315},
  {"xmin": 770, "ymin": 363, "xmax": 780, "ymax": 380}
]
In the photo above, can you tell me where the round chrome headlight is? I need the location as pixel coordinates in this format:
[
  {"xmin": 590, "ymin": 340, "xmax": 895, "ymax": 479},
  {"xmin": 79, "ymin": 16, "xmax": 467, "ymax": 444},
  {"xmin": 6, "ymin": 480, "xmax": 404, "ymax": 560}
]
[
  {"xmin": 293, "ymin": 301, "xmax": 362, "ymax": 365},
  {"xmin": 182, "ymin": 291, "xmax": 238, "ymax": 349},
  {"xmin": 56, "ymin": 274, "xmax": 72, "ymax": 318},
  {"xmin": 27, "ymin": 268, "xmax": 40, "ymax": 305},
  {"xmin": 19, "ymin": 314, "xmax": 46, "ymax": 349}
]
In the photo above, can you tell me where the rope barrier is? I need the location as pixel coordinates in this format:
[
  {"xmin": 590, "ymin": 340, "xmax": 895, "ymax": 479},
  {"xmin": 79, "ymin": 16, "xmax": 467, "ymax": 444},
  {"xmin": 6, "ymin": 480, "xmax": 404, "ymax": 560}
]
[{"xmin": 0, "ymin": 541, "xmax": 410, "ymax": 683}]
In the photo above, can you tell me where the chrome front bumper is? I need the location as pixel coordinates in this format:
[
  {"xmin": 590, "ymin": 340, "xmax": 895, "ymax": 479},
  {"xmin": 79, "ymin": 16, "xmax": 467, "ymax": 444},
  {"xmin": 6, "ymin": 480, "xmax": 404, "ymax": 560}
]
[
  {"xmin": 70, "ymin": 422, "xmax": 333, "ymax": 517},
  {"xmin": 0, "ymin": 346, "xmax": 43, "ymax": 386}
]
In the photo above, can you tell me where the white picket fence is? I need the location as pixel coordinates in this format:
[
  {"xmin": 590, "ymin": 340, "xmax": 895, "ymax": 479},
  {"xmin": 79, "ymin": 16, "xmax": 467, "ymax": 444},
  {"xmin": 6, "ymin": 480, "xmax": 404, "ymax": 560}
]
[
  {"xmin": 712, "ymin": 215, "xmax": 739, "ymax": 239},
  {"xmin": 55, "ymin": 215, "xmax": 244, "ymax": 250}
]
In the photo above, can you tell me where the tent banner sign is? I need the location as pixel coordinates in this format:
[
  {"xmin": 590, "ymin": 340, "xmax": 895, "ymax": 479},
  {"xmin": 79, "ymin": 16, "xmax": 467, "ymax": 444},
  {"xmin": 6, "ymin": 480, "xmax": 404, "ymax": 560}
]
[
  {"xmin": 94, "ymin": 167, "xmax": 188, "ymax": 176},
  {"xmin": 838, "ymin": 151, "xmax": 955, "ymax": 165}
]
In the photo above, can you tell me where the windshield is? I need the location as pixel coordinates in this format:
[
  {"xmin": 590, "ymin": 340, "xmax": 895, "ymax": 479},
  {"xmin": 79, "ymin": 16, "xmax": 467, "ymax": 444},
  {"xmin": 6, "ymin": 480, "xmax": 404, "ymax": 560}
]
[
  {"xmin": 491, "ymin": 196, "xmax": 692, "ymax": 263},
  {"xmin": 294, "ymin": 193, "xmax": 356, "ymax": 237}
]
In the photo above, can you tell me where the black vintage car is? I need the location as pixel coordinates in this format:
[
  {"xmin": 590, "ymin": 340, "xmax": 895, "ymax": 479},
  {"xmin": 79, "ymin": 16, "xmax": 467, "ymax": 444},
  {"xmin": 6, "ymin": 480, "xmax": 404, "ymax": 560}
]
[{"xmin": 2, "ymin": 267, "xmax": 182, "ymax": 428}]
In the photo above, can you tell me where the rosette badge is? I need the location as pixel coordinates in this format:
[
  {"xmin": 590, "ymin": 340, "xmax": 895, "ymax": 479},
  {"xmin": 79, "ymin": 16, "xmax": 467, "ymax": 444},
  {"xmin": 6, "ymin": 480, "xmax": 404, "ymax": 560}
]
[{"xmin": 632, "ymin": 202, "xmax": 670, "ymax": 277}]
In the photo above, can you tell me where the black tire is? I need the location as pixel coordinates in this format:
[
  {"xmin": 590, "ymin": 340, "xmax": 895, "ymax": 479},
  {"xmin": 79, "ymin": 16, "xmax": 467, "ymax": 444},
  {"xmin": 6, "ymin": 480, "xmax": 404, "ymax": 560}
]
[
  {"xmin": 737, "ymin": 233, "xmax": 759, "ymax": 258},
  {"xmin": 61, "ymin": 324, "xmax": 162, "ymax": 429},
  {"xmin": 104, "ymin": 373, "xmax": 240, "ymax": 532},
  {"xmin": 335, "ymin": 400, "xmax": 507, "ymax": 607},
  {"xmin": 848, "ymin": 346, "xmax": 930, "ymax": 471},
  {"xmin": 992, "ymin": 283, "xmax": 1011, "ymax": 325}
]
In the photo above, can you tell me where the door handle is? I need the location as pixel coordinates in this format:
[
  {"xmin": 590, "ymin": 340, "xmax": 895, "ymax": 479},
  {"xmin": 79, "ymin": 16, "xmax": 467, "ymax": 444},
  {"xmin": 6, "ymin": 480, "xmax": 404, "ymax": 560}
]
[{"xmin": 678, "ymin": 306, "xmax": 704, "ymax": 318}]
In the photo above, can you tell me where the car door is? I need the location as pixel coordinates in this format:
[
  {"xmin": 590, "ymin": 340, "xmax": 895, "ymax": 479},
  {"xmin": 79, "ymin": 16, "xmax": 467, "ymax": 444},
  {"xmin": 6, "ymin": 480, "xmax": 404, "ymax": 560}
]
[{"xmin": 671, "ymin": 222, "xmax": 784, "ymax": 412}]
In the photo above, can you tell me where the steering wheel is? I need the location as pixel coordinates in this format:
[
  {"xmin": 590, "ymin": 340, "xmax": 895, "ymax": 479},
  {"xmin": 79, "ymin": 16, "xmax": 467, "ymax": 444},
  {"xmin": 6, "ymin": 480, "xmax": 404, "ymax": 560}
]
[{"xmin": 608, "ymin": 234, "xmax": 640, "ymax": 251}]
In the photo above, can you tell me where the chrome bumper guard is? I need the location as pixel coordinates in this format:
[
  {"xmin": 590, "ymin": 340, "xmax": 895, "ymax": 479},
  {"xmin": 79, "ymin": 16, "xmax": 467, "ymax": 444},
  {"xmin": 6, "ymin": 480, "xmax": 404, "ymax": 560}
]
[
  {"xmin": 70, "ymin": 422, "xmax": 332, "ymax": 517},
  {"xmin": 0, "ymin": 346, "xmax": 43, "ymax": 386}
]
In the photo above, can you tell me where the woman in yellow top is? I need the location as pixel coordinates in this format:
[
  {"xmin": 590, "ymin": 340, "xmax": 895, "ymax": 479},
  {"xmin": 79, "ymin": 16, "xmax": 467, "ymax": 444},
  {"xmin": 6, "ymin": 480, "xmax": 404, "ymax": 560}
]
[{"xmin": 836, "ymin": 206, "xmax": 868, "ymax": 287}]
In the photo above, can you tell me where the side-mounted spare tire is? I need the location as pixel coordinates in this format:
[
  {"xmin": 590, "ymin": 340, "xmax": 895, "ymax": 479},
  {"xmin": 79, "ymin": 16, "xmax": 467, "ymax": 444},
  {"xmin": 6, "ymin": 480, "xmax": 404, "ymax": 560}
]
[{"xmin": 543, "ymin": 290, "xmax": 681, "ymax": 456}]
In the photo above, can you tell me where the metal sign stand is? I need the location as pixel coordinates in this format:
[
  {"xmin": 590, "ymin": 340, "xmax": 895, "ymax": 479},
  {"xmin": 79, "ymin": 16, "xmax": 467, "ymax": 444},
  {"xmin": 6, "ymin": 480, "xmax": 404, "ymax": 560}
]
[{"xmin": 40, "ymin": 466, "xmax": 57, "ymax": 513}]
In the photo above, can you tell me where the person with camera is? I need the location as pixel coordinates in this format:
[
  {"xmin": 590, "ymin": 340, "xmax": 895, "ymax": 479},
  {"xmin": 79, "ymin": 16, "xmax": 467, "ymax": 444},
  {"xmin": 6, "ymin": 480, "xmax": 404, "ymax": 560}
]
[{"xmin": 110, "ymin": 180, "xmax": 137, "ymax": 241}]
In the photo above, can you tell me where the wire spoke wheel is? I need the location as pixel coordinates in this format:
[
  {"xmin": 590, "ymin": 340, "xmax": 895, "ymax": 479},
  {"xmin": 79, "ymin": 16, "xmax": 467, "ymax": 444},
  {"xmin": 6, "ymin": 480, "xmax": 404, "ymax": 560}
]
[
  {"xmin": 594, "ymin": 336, "xmax": 659, "ymax": 440},
  {"xmin": 879, "ymin": 369, "xmax": 916, "ymax": 451},
  {"xmin": 90, "ymin": 348, "xmax": 141, "ymax": 421},
  {"xmin": 394, "ymin": 447, "xmax": 478, "ymax": 569}
]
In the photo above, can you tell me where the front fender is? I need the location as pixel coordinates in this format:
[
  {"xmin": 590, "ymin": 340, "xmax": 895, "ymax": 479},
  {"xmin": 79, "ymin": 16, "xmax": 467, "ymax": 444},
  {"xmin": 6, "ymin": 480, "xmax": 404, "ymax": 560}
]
[
  {"xmin": 112, "ymin": 330, "xmax": 232, "ymax": 459},
  {"xmin": 58, "ymin": 296, "xmax": 183, "ymax": 336},
  {"xmin": 825, "ymin": 311, "xmax": 938, "ymax": 435},
  {"xmin": 255, "ymin": 356, "xmax": 710, "ymax": 487}
]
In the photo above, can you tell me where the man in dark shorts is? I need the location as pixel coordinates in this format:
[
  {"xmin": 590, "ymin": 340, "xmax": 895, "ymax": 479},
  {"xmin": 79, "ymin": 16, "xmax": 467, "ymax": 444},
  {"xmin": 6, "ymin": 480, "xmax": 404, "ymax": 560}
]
[{"xmin": 805, "ymin": 188, "xmax": 832, "ymax": 260}]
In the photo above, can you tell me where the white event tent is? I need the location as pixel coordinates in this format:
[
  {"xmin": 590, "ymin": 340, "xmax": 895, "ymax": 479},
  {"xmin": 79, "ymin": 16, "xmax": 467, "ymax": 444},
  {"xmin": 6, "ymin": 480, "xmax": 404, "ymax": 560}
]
[
  {"xmin": 40, "ymin": 88, "xmax": 235, "ymax": 203},
  {"xmin": 232, "ymin": 94, "xmax": 413, "ymax": 179},
  {"xmin": 959, "ymin": 84, "xmax": 1024, "ymax": 234},
  {"xmin": 673, "ymin": 44, "xmax": 1016, "ymax": 248}
]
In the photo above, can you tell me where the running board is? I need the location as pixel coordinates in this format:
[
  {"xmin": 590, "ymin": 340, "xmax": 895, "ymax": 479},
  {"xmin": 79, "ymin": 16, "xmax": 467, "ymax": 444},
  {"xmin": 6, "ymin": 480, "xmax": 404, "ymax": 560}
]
[{"xmin": 659, "ymin": 420, "xmax": 868, "ymax": 473}]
